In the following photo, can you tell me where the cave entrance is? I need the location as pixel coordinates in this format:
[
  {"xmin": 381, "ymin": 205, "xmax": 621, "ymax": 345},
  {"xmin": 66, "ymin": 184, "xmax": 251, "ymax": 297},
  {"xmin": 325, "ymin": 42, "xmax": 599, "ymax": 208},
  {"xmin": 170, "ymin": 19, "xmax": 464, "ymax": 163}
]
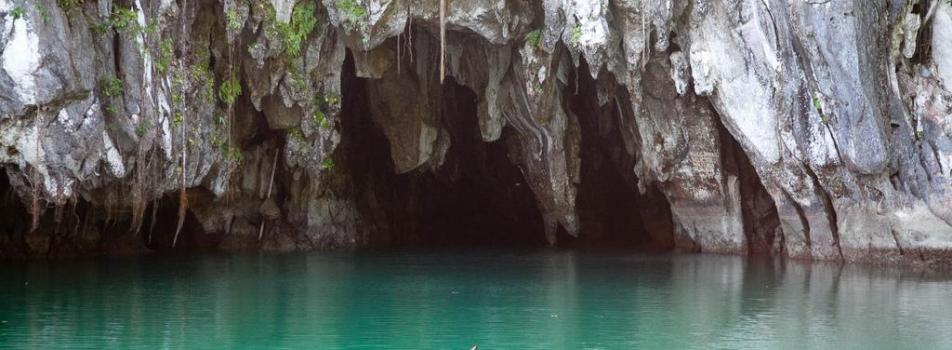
[
  {"xmin": 0, "ymin": 170, "xmax": 30, "ymax": 258},
  {"xmin": 140, "ymin": 190, "xmax": 212, "ymax": 252},
  {"xmin": 340, "ymin": 52, "xmax": 547, "ymax": 248},
  {"xmin": 563, "ymin": 60, "xmax": 675, "ymax": 250}
]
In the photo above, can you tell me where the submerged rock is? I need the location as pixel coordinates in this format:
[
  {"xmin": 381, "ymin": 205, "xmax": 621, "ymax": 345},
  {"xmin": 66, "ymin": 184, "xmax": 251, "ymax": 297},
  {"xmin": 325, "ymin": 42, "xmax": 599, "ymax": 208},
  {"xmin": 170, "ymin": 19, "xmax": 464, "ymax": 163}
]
[{"xmin": 0, "ymin": 0, "xmax": 950, "ymax": 264}]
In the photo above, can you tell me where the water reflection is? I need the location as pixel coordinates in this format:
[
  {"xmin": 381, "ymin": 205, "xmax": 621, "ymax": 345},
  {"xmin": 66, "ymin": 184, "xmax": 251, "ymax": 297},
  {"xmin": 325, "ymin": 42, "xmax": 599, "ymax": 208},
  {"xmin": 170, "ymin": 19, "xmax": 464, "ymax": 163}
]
[{"xmin": 0, "ymin": 252, "xmax": 950, "ymax": 349}]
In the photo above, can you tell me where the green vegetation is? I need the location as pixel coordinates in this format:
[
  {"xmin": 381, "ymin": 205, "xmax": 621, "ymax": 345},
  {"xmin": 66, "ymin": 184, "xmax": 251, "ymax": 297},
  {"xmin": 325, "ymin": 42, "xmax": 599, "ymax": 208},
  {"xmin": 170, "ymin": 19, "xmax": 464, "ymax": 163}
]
[
  {"xmin": 259, "ymin": 1, "xmax": 318, "ymax": 57},
  {"xmin": 227, "ymin": 146, "xmax": 242, "ymax": 163},
  {"xmin": 173, "ymin": 112, "xmax": 183, "ymax": 127},
  {"xmin": 289, "ymin": 127, "xmax": 306, "ymax": 143},
  {"xmin": 323, "ymin": 92, "xmax": 340, "ymax": 107},
  {"xmin": 524, "ymin": 29, "xmax": 542, "ymax": 49},
  {"xmin": 281, "ymin": 3, "xmax": 318, "ymax": 57},
  {"xmin": 93, "ymin": 6, "xmax": 142, "ymax": 35},
  {"xmin": 135, "ymin": 119, "xmax": 152, "ymax": 137},
  {"xmin": 290, "ymin": 71, "xmax": 309, "ymax": 92},
  {"xmin": 570, "ymin": 24, "xmax": 582, "ymax": 47},
  {"xmin": 226, "ymin": 9, "xmax": 243, "ymax": 30},
  {"xmin": 36, "ymin": 3, "xmax": 49, "ymax": 22},
  {"xmin": 190, "ymin": 48, "xmax": 215, "ymax": 103},
  {"xmin": 321, "ymin": 157, "xmax": 335, "ymax": 170},
  {"xmin": 218, "ymin": 73, "xmax": 242, "ymax": 107},
  {"xmin": 336, "ymin": 0, "xmax": 367, "ymax": 30},
  {"xmin": 313, "ymin": 110, "xmax": 329, "ymax": 129},
  {"xmin": 57, "ymin": 0, "xmax": 85, "ymax": 13},
  {"xmin": 100, "ymin": 76, "xmax": 124, "ymax": 97},
  {"xmin": 156, "ymin": 38, "xmax": 174, "ymax": 74},
  {"xmin": 10, "ymin": 6, "xmax": 25, "ymax": 20}
]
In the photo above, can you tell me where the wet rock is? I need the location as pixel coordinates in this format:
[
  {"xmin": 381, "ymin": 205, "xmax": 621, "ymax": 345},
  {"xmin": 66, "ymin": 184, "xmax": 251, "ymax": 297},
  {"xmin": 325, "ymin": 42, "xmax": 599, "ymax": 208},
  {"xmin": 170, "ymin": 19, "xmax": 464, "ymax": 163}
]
[{"xmin": 0, "ymin": 0, "xmax": 950, "ymax": 265}]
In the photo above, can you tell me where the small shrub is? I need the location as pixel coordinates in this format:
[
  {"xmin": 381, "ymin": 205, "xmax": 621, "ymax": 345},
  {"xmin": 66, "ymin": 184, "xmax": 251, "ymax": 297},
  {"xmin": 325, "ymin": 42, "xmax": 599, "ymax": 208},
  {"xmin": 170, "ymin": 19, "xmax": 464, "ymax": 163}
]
[
  {"xmin": 10, "ymin": 6, "xmax": 25, "ymax": 20},
  {"xmin": 92, "ymin": 6, "xmax": 142, "ymax": 36},
  {"xmin": 324, "ymin": 92, "xmax": 340, "ymax": 107},
  {"xmin": 226, "ymin": 9, "xmax": 243, "ymax": 30},
  {"xmin": 156, "ymin": 38, "xmax": 174, "ymax": 74},
  {"xmin": 100, "ymin": 76, "xmax": 124, "ymax": 97},
  {"xmin": 321, "ymin": 158, "xmax": 335, "ymax": 170},
  {"xmin": 136, "ymin": 119, "xmax": 152, "ymax": 137},
  {"xmin": 57, "ymin": 0, "xmax": 85, "ymax": 13},
  {"xmin": 218, "ymin": 73, "xmax": 242, "ymax": 106},
  {"xmin": 281, "ymin": 3, "xmax": 318, "ymax": 57},
  {"xmin": 313, "ymin": 110, "xmax": 329, "ymax": 129},
  {"xmin": 111, "ymin": 7, "xmax": 138, "ymax": 30},
  {"xmin": 570, "ymin": 24, "xmax": 582, "ymax": 47},
  {"xmin": 173, "ymin": 112, "xmax": 183, "ymax": 126},
  {"xmin": 291, "ymin": 73, "xmax": 309, "ymax": 92},
  {"xmin": 289, "ymin": 127, "xmax": 306, "ymax": 143},
  {"xmin": 228, "ymin": 146, "xmax": 242, "ymax": 164},
  {"xmin": 524, "ymin": 29, "xmax": 542, "ymax": 49},
  {"xmin": 336, "ymin": 0, "xmax": 366, "ymax": 30}
]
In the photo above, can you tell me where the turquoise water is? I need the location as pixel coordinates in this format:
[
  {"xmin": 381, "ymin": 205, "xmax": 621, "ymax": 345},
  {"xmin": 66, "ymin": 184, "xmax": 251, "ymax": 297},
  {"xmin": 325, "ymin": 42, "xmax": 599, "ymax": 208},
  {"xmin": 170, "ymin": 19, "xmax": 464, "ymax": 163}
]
[{"xmin": 1, "ymin": 251, "xmax": 951, "ymax": 349}]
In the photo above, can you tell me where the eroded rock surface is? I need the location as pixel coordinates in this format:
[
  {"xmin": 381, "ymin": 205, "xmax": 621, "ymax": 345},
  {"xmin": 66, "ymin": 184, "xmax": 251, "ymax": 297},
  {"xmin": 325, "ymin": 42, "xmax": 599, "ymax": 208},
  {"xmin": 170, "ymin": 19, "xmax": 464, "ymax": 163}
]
[{"xmin": 1, "ymin": 0, "xmax": 951, "ymax": 264}]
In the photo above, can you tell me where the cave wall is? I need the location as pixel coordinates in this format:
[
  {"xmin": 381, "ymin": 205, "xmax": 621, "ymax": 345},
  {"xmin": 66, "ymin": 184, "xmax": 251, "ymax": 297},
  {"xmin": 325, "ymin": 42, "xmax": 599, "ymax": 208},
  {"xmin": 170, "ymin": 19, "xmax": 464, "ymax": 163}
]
[{"xmin": 1, "ymin": 0, "xmax": 952, "ymax": 264}]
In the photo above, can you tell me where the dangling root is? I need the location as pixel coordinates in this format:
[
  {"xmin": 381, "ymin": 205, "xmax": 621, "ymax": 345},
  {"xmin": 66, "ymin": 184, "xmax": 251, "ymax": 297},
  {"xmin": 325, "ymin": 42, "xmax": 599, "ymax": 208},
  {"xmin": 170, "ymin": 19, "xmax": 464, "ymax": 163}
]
[
  {"xmin": 172, "ymin": 189, "xmax": 187, "ymax": 248},
  {"xmin": 148, "ymin": 198, "xmax": 158, "ymax": 245},
  {"xmin": 439, "ymin": 0, "xmax": 445, "ymax": 84},
  {"xmin": 258, "ymin": 148, "xmax": 279, "ymax": 243}
]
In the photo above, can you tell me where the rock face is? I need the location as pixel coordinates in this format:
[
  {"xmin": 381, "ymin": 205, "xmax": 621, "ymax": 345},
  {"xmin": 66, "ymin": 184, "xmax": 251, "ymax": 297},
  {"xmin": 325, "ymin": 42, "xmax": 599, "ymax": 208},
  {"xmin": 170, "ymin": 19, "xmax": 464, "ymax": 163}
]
[{"xmin": 0, "ymin": 0, "xmax": 950, "ymax": 264}]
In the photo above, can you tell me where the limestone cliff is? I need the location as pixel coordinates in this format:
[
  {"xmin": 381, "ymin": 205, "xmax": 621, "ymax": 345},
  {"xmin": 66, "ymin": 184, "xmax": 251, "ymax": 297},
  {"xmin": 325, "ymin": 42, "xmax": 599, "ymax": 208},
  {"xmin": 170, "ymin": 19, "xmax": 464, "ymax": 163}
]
[{"xmin": 1, "ymin": 0, "xmax": 951, "ymax": 264}]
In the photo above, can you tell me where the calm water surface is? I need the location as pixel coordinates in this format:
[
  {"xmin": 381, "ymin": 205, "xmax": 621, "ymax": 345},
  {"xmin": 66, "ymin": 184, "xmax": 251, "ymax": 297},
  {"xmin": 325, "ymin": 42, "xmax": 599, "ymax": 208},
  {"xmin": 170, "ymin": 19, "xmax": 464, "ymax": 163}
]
[{"xmin": 1, "ymin": 251, "xmax": 950, "ymax": 349}]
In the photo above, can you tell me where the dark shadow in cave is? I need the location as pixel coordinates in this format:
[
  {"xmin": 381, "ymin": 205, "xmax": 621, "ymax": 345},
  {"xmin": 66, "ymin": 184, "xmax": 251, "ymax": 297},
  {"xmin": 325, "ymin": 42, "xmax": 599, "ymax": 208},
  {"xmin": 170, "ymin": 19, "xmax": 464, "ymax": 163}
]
[
  {"xmin": 141, "ymin": 190, "xmax": 213, "ymax": 252},
  {"xmin": 717, "ymin": 120, "xmax": 782, "ymax": 256},
  {"xmin": 0, "ymin": 170, "xmax": 31, "ymax": 258},
  {"xmin": 339, "ymin": 51, "xmax": 547, "ymax": 248},
  {"xmin": 562, "ymin": 59, "xmax": 675, "ymax": 250}
]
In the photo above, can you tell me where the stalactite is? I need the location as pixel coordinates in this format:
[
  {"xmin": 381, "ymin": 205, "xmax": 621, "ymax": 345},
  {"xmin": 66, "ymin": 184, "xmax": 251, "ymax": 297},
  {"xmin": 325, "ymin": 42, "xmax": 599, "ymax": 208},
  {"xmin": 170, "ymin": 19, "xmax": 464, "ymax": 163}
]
[{"xmin": 258, "ymin": 148, "xmax": 279, "ymax": 242}]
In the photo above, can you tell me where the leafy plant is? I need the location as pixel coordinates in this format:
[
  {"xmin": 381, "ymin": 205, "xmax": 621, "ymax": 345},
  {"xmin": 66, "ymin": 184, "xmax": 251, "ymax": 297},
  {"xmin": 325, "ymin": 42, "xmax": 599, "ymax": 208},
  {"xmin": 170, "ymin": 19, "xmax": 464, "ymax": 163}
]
[
  {"xmin": 57, "ymin": 0, "xmax": 85, "ymax": 13},
  {"xmin": 10, "ymin": 6, "xmax": 25, "ymax": 20},
  {"xmin": 100, "ymin": 76, "xmax": 124, "ymax": 97},
  {"xmin": 92, "ymin": 5, "xmax": 142, "ymax": 36},
  {"xmin": 173, "ymin": 112, "xmax": 183, "ymax": 126},
  {"xmin": 156, "ymin": 38, "xmax": 174, "ymax": 74},
  {"xmin": 218, "ymin": 73, "xmax": 242, "ymax": 106},
  {"xmin": 524, "ymin": 29, "xmax": 542, "ymax": 49},
  {"xmin": 570, "ymin": 24, "xmax": 582, "ymax": 47},
  {"xmin": 228, "ymin": 146, "xmax": 242, "ymax": 163},
  {"xmin": 280, "ymin": 3, "xmax": 318, "ymax": 57},
  {"xmin": 226, "ymin": 9, "xmax": 243, "ymax": 30},
  {"xmin": 324, "ymin": 92, "xmax": 340, "ymax": 107},
  {"xmin": 110, "ymin": 6, "xmax": 139, "ymax": 32},
  {"xmin": 321, "ymin": 157, "xmax": 335, "ymax": 170},
  {"xmin": 336, "ymin": 0, "xmax": 366, "ymax": 30},
  {"xmin": 105, "ymin": 104, "xmax": 119, "ymax": 115},
  {"xmin": 289, "ymin": 127, "xmax": 306, "ymax": 143},
  {"xmin": 190, "ymin": 48, "xmax": 215, "ymax": 102},
  {"xmin": 136, "ymin": 119, "xmax": 152, "ymax": 137},
  {"xmin": 291, "ymin": 73, "xmax": 309, "ymax": 92},
  {"xmin": 313, "ymin": 110, "xmax": 329, "ymax": 129},
  {"xmin": 36, "ymin": 3, "xmax": 49, "ymax": 22}
]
